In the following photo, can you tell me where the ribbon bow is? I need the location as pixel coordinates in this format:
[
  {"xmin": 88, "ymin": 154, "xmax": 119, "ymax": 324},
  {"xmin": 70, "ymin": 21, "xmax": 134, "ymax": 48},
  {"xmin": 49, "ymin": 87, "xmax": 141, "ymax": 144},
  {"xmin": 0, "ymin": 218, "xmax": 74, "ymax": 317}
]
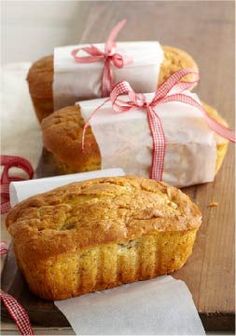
[
  {"xmin": 0, "ymin": 155, "xmax": 34, "ymax": 214},
  {"xmin": 82, "ymin": 68, "xmax": 235, "ymax": 181},
  {"xmin": 71, "ymin": 19, "xmax": 132, "ymax": 97}
]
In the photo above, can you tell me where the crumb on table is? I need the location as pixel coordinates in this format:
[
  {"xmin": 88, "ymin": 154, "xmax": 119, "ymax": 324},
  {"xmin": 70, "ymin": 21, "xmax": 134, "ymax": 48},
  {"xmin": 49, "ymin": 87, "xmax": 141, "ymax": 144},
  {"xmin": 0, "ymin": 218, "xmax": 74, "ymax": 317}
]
[{"xmin": 208, "ymin": 201, "xmax": 219, "ymax": 208}]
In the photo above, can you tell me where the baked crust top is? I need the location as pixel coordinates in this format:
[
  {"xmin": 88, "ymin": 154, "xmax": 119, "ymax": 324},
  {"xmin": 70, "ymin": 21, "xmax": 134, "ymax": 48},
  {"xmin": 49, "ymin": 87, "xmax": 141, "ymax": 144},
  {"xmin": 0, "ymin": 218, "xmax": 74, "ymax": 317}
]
[{"xmin": 6, "ymin": 176, "xmax": 202, "ymax": 257}]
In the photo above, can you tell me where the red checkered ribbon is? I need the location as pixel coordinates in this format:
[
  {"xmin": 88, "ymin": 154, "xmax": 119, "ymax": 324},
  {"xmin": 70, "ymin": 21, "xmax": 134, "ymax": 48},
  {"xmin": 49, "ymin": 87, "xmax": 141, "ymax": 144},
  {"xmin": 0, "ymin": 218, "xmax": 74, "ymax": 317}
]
[
  {"xmin": 82, "ymin": 68, "xmax": 235, "ymax": 180},
  {"xmin": 0, "ymin": 241, "xmax": 8, "ymax": 255},
  {"xmin": 0, "ymin": 155, "xmax": 34, "ymax": 214},
  {"xmin": 0, "ymin": 291, "xmax": 34, "ymax": 335},
  {"xmin": 71, "ymin": 19, "xmax": 132, "ymax": 97},
  {"xmin": 0, "ymin": 243, "xmax": 34, "ymax": 334}
]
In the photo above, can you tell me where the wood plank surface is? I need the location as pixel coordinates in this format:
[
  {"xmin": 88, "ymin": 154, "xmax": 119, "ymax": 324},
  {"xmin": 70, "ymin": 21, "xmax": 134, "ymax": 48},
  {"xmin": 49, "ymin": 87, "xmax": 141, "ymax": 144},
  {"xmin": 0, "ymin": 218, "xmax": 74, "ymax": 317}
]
[
  {"xmin": 75, "ymin": 0, "xmax": 235, "ymax": 319},
  {"xmin": 1, "ymin": 1, "xmax": 235, "ymax": 334}
]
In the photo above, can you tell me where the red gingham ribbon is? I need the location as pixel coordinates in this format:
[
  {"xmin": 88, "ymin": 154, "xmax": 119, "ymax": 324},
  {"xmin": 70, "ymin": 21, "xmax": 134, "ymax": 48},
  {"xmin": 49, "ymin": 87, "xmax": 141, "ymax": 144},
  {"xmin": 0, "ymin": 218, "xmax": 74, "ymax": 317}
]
[
  {"xmin": 0, "ymin": 291, "xmax": 34, "ymax": 335},
  {"xmin": 71, "ymin": 19, "xmax": 132, "ymax": 97},
  {"xmin": 0, "ymin": 155, "xmax": 34, "ymax": 214},
  {"xmin": 0, "ymin": 243, "xmax": 34, "ymax": 334},
  {"xmin": 0, "ymin": 158, "xmax": 34, "ymax": 334},
  {"xmin": 82, "ymin": 68, "xmax": 235, "ymax": 180},
  {"xmin": 0, "ymin": 241, "xmax": 8, "ymax": 255}
]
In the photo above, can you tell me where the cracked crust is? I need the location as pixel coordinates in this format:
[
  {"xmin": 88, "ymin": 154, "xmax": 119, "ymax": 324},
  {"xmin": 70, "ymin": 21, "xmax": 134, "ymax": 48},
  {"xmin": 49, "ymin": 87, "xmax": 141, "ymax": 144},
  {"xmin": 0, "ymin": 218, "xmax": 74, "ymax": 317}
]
[
  {"xmin": 41, "ymin": 102, "xmax": 229, "ymax": 176},
  {"xmin": 27, "ymin": 46, "xmax": 198, "ymax": 122},
  {"xmin": 6, "ymin": 177, "xmax": 201, "ymax": 300},
  {"xmin": 6, "ymin": 176, "xmax": 201, "ymax": 250}
]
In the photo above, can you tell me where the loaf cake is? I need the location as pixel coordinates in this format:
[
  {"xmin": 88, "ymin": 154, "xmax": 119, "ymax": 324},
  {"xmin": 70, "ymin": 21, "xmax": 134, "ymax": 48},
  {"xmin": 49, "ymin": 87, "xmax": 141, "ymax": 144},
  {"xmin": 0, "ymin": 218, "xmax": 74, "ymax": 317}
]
[
  {"xmin": 27, "ymin": 46, "xmax": 198, "ymax": 122},
  {"xmin": 41, "ymin": 102, "xmax": 228, "ymax": 176},
  {"xmin": 6, "ymin": 176, "xmax": 201, "ymax": 300}
]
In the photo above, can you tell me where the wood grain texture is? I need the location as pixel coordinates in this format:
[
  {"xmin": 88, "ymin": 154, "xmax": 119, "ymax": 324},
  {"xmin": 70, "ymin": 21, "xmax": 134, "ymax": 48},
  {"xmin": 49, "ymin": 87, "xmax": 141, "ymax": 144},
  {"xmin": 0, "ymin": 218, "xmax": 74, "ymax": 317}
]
[
  {"xmin": 75, "ymin": 0, "xmax": 235, "ymax": 318},
  {"xmin": 1, "ymin": 1, "xmax": 235, "ymax": 334}
]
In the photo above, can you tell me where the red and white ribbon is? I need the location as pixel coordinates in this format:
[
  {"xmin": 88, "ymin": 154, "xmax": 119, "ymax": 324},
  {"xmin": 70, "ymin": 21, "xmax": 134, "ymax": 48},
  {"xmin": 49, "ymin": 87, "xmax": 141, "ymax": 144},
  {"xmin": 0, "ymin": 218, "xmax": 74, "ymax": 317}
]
[
  {"xmin": 71, "ymin": 19, "xmax": 132, "ymax": 97},
  {"xmin": 82, "ymin": 68, "xmax": 235, "ymax": 180},
  {"xmin": 0, "ymin": 157, "xmax": 33, "ymax": 334},
  {"xmin": 0, "ymin": 291, "xmax": 34, "ymax": 335},
  {"xmin": 0, "ymin": 241, "xmax": 8, "ymax": 255},
  {"xmin": 0, "ymin": 155, "xmax": 34, "ymax": 214},
  {"xmin": 1, "ymin": 243, "xmax": 33, "ymax": 334}
]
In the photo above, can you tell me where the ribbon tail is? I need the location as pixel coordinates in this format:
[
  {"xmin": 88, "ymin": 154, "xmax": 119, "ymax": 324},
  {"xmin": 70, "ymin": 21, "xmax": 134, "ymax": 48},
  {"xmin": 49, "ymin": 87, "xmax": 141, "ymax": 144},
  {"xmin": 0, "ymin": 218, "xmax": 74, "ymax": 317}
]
[
  {"xmin": 153, "ymin": 68, "xmax": 199, "ymax": 102},
  {"xmin": 81, "ymin": 98, "xmax": 110, "ymax": 150},
  {"xmin": 105, "ymin": 19, "xmax": 127, "ymax": 52},
  {"xmin": 0, "ymin": 291, "xmax": 34, "ymax": 335},
  {"xmin": 101, "ymin": 58, "xmax": 113, "ymax": 97},
  {"xmin": 156, "ymin": 94, "xmax": 236, "ymax": 143},
  {"xmin": 146, "ymin": 106, "xmax": 167, "ymax": 181}
]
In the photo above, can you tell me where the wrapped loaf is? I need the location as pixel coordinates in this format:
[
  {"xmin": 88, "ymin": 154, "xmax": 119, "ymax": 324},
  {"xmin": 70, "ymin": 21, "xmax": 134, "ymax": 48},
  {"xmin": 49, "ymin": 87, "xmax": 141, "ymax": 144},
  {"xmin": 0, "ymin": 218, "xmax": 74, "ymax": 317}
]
[
  {"xmin": 27, "ymin": 46, "xmax": 198, "ymax": 122},
  {"xmin": 41, "ymin": 96, "xmax": 228, "ymax": 187},
  {"xmin": 6, "ymin": 176, "xmax": 201, "ymax": 300}
]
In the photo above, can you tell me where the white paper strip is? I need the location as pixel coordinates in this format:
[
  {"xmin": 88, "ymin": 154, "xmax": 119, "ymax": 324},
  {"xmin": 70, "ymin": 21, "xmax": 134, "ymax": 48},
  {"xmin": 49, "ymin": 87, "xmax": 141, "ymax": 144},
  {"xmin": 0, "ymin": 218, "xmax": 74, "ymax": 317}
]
[
  {"xmin": 55, "ymin": 276, "xmax": 205, "ymax": 335},
  {"xmin": 53, "ymin": 41, "xmax": 164, "ymax": 110},
  {"xmin": 78, "ymin": 91, "xmax": 217, "ymax": 188},
  {"xmin": 9, "ymin": 168, "xmax": 125, "ymax": 206}
]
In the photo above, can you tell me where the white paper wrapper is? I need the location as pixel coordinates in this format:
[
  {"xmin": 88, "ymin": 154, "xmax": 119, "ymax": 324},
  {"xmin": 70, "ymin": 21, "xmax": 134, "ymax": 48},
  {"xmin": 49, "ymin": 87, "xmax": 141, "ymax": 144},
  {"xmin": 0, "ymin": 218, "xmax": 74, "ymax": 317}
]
[
  {"xmin": 78, "ymin": 91, "xmax": 217, "ymax": 188},
  {"xmin": 53, "ymin": 41, "xmax": 164, "ymax": 110},
  {"xmin": 9, "ymin": 168, "xmax": 125, "ymax": 206},
  {"xmin": 55, "ymin": 276, "xmax": 205, "ymax": 335}
]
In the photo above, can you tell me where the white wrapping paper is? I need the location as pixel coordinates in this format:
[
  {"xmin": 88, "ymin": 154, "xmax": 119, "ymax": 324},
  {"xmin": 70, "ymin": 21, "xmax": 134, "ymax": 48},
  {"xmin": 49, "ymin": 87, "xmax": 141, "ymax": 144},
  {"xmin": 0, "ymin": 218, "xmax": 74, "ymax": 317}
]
[
  {"xmin": 9, "ymin": 168, "xmax": 125, "ymax": 206},
  {"xmin": 78, "ymin": 92, "xmax": 217, "ymax": 188},
  {"xmin": 53, "ymin": 41, "xmax": 164, "ymax": 110},
  {"xmin": 55, "ymin": 276, "xmax": 205, "ymax": 335}
]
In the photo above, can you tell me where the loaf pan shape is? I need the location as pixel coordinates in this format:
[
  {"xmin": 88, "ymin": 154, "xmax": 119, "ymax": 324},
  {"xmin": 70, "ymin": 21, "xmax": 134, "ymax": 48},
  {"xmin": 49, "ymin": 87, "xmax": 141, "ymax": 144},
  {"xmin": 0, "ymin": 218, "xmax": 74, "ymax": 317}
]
[
  {"xmin": 6, "ymin": 176, "xmax": 202, "ymax": 300},
  {"xmin": 41, "ymin": 102, "xmax": 228, "ymax": 177},
  {"xmin": 27, "ymin": 46, "xmax": 198, "ymax": 122}
]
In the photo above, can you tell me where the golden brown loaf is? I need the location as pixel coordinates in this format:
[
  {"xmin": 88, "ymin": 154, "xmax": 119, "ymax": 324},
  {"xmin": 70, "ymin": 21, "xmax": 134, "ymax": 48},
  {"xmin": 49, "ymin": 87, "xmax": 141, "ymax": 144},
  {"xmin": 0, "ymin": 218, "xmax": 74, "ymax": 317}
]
[
  {"xmin": 41, "ymin": 102, "xmax": 228, "ymax": 175},
  {"xmin": 6, "ymin": 176, "xmax": 201, "ymax": 300},
  {"xmin": 27, "ymin": 46, "xmax": 198, "ymax": 122}
]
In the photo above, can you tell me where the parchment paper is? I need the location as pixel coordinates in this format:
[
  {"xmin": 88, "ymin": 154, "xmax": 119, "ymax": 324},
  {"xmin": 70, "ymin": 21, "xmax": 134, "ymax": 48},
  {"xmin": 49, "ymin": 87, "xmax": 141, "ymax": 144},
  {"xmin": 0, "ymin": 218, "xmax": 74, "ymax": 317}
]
[
  {"xmin": 78, "ymin": 91, "xmax": 217, "ymax": 188},
  {"xmin": 9, "ymin": 168, "xmax": 125, "ymax": 206},
  {"xmin": 55, "ymin": 276, "xmax": 205, "ymax": 335}
]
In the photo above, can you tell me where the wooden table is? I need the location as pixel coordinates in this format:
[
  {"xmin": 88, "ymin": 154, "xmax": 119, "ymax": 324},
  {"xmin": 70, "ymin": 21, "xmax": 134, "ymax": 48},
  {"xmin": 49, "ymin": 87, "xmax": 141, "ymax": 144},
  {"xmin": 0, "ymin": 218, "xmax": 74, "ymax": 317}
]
[{"xmin": 1, "ymin": 1, "xmax": 235, "ymax": 334}]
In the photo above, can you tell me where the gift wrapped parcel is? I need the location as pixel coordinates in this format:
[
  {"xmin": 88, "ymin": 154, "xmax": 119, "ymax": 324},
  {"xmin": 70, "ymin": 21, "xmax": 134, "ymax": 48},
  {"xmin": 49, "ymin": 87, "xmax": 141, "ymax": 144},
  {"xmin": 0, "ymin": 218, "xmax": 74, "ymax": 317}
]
[
  {"xmin": 53, "ymin": 41, "xmax": 164, "ymax": 110},
  {"xmin": 78, "ymin": 92, "xmax": 218, "ymax": 188}
]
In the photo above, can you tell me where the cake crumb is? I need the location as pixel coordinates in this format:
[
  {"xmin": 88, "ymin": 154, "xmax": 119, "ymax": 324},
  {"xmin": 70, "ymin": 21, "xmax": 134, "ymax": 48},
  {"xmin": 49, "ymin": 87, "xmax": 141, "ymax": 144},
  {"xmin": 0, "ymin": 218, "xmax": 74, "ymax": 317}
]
[{"xmin": 208, "ymin": 201, "xmax": 219, "ymax": 208}]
